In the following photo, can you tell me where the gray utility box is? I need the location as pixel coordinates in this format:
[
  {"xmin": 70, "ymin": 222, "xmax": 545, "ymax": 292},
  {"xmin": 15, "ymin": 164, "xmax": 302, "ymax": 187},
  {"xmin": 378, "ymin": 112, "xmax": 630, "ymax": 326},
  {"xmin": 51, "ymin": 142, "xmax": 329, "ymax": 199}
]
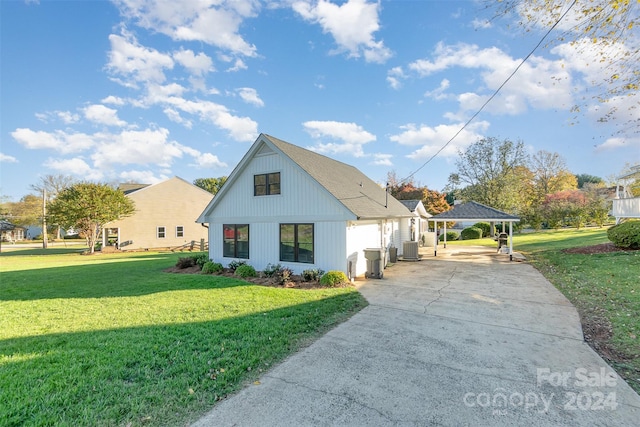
[{"xmin": 364, "ymin": 248, "xmax": 384, "ymax": 279}]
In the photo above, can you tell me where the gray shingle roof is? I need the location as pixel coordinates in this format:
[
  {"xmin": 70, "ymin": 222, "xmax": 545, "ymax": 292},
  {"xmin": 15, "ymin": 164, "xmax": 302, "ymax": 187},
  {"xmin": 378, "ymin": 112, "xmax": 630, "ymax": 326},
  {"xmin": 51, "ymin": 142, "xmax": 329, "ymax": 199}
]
[
  {"xmin": 263, "ymin": 134, "xmax": 411, "ymax": 219},
  {"xmin": 430, "ymin": 201, "xmax": 519, "ymax": 221}
]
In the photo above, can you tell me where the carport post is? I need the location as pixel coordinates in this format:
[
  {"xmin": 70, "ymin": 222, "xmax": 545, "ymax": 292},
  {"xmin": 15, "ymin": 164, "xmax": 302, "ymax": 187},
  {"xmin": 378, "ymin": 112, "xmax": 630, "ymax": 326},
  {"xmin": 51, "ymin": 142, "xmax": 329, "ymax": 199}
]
[
  {"xmin": 433, "ymin": 220, "xmax": 438, "ymax": 257},
  {"xmin": 443, "ymin": 222, "xmax": 447, "ymax": 248},
  {"xmin": 509, "ymin": 221, "xmax": 513, "ymax": 261}
]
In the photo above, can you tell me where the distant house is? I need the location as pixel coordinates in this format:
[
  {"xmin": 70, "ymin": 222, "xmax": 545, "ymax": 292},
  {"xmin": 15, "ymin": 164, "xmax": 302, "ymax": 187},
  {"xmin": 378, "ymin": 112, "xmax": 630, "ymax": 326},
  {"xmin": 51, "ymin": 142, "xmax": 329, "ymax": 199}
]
[
  {"xmin": 612, "ymin": 165, "xmax": 640, "ymax": 224},
  {"xmin": 398, "ymin": 200, "xmax": 434, "ymax": 247},
  {"xmin": 197, "ymin": 134, "xmax": 413, "ymax": 278},
  {"xmin": 104, "ymin": 177, "xmax": 213, "ymax": 251}
]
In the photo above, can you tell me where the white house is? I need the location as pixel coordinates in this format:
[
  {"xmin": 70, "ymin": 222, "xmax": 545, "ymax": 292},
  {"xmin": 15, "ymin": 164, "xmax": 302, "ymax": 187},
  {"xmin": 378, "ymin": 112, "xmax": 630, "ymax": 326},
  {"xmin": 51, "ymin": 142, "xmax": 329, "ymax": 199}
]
[
  {"xmin": 196, "ymin": 134, "xmax": 413, "ymax": 278},
  {"xmin": 398, "ymin": 199, "xmax": 434, "ymax": 247}
]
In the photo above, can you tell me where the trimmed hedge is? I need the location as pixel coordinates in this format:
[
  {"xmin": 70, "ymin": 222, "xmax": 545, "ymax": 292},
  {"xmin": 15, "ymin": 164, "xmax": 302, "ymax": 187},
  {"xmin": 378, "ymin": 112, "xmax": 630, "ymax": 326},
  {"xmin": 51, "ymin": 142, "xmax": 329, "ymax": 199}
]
[
  {"xmin": 320, "ymin": 271, "xmax": 349, "ymax": 287},
  {"xmin": 439, "ymin": 231, "xmax": 459, "ymax": 242},
  {"xmin": 235, "ymin": 264, "xmax": 257, "ymax": 278},
  {"xmin": 472, "ymin": 222, "xmax": 493, "ymax": 237},
  {"xmin": 461, "ymin": 226, "xmax": 483, "ymax": 240},
  {"xmin": 202, "ymin": 261, "xmax": 223, "ymax": 274},
  {"xmin": 607, "ymin": 221, "xmax": 640, "ymax": 249}
]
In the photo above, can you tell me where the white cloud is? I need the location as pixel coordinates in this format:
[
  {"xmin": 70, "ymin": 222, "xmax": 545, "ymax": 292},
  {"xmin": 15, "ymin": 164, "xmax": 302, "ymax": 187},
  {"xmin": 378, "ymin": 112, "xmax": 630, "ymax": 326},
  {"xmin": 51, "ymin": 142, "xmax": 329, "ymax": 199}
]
[
  {"xmin": 390, "ymin": 121, "xmax": 490, "ymax": 159},
  {"xmin": 0, "ymin": 153, "xmax": 18, "ymax": 163},
  {"xmin": 386, "ymin": 66, "xmax": 405, "ymax": 90},
  {"xmin": 12, "ymin": 128, "xmax": 95, "ymax": 153},
  {"xmin": 303, "ymin": 120, "xmax": 376, "ymax": 157},
  {"xmin": 34, "ymin": 110, "xmax": 80, "ymax": 124},
  {"xmin": 91, "ymin": 128, "xmax": 183, "ymax": 169},
  {"xmin": 101, "ymin": 95, "xmax": 126, "ymax": 106},
  {"xmin": 107, "ymin": 32, "xmax": 174, "ymax": 86},
  {"xmin": 407, "ymin": 42, "xmax": 573, "ymax": 116},
  {"xmin": 371, "ymin": 153, "xmax": 393, "ymax": 166},
  {"xmin": 236, "ymin": 87, "xmax": 264, "ymax": 107},
  {"xmin": 292, "ymin": 0, "xmax": 392, "ymax": 63},
  {"xmin": 118, "ymin": 170, "xmax": 167, "ymax": 184},
  {"xmin": 113, "ymin": 0, "xmax": 259, "ymax": 57},
  {"xmin": 173, "ymin": 48, "xmax": 214, "ymax": 75},
  {"xmin": 424, "ymin": 79, "xmax": 451, "ymax": 101},
  {"xmin": 226, "ymin": 58, "xmax": 248, "ymax": 72},
  {"xmin": 471, "ymin": 18, "xmax": 492, "ymax": 29},
  {"xmin": 84, "ymin": 104, "xmax": 127, "ymax": 127},
  {"xmin": 44, "ymin": 157, "xmax": 103, "ymax": 180},
  {"xmin": 190, "ymin": 152, "xmax": 228, "ymax": 169},
  {"xmin": 163, "ymin": 108, "xmax": 193, "ymax": 128},
  {"xmin": 595, "ymin": 136, "xmax": 640, "ymax": 152}
]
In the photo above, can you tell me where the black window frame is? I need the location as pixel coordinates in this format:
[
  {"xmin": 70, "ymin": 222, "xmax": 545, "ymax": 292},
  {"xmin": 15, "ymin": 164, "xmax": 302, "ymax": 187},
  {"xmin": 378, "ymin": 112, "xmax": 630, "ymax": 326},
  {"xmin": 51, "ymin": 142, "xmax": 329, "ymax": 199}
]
[
  {"xmin": 254, "ymin": 172, "xmax": 281, "ymax": 196},
  {"xmin": 223, "ymin": 224, "xmax": 250, "ymax": 259},
  {"xmin": 279, "ymin": 223, "xmax": 314, "ymax": 264}
]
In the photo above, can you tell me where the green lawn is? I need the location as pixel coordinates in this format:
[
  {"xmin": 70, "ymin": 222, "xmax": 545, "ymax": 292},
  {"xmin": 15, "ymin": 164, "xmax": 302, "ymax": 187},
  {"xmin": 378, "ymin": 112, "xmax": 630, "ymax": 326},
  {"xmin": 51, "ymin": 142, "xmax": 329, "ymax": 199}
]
[
  {"xmin": 0, "ymin": 250, "xmax": 367, "ymax": 426},
  {"xmin": 449, "ymin": 228, "xmax": 640, "ymax": 393}
]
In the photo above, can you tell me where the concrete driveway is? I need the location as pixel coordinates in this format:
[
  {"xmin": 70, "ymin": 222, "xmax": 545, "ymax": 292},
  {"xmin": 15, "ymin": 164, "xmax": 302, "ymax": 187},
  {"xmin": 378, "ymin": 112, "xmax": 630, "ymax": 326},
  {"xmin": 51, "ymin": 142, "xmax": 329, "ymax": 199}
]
[{"xmin": 193, "ymin": 246, "xmax": 640, "ymax": 426}]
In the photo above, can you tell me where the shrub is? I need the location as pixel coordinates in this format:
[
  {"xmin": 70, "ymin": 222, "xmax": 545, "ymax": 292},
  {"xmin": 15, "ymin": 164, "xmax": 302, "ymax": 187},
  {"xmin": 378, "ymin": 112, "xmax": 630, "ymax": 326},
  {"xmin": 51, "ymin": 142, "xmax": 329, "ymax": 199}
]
[
  {"xmin": 320, "ymin": 270, "xmax": 349, "ymax": 287},
  {"xmin": 263, "ymin": 263, "xmax": 283, "ymax": 277},
  {"xmin": 302, "ymin": 268, "xmax": 325, "ymax": 281},
  {"xmin": 439, "ymin": 231, "xmax": 459, "ymax": 242},
  {"xmin": 202, "ymin": 261, "xmax": 223, "ymax": 274},
  {"xmin": 607, "ymin": 221, "xmax": 640, "ymax": 249},
  {"xmin": 228, "ymin": 260, "xmax": 247, "ymax": 272},
  {"xmin": 235, "ymin": 264, "xmax": 257, "ymax": 278},
  {"xmin": 176, "ymin": 257, "xmax": 195, "ymax": 269},
  {"xmin": 193, "ymin": 253, "xmax": 209, "ymax": 268},
  {"xmin": 461, "ymin": 227, "xmax": 483, "ymax": 240},
  {"xmin": 277, "ymin": 267, "xmax": 294, "ymax": 285},
  {"xmin": 472, "ymin": 222, "xmax": 492, "ymax": 237}
]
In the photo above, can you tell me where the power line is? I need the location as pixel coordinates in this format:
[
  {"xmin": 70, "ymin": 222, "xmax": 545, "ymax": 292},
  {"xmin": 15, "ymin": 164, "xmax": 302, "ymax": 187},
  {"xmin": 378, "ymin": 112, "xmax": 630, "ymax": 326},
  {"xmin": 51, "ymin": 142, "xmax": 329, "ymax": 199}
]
[{"xmin": 401, "ymin": 0, "xmax": 578, "ymax": 183}]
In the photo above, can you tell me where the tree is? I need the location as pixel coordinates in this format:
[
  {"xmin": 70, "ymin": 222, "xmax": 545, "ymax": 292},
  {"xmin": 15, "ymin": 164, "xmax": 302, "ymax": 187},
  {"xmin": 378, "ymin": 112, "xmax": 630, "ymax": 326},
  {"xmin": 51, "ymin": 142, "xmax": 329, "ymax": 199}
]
[
  {"xmin": 31, "ymin": 174, "xmax": 76, "ymax": 239},
  {"xmin": 3, "ymin": 194, "xmax": 41, "ymax": 227},
  {"xmin": 47, "ymin": 183, "xmax": 135, "ymax": 254},
  {"xmin": 193, "ymin": 177, "xmax": 227, "ymax": 195},
  {"xmin": 386, "ymin": 174, "xmax": 451, "ymax": 215},
  {"xmin": 448, "ymin": 137, "xmax": 529, "ymax": 212},
  {"xmin": 488, "ymin": 0, "xmax": 639, "ymax": 129},
  {"xmin": 530, "ymin": 150, "xmax": 577, "ymax": 197},
  {"xmin": 576, "ymin": 173, "xmax": 604, "ymax": 188},
  {"xmin": 542, "ymin": 189, "xmax": 589, "ymax": 229}
]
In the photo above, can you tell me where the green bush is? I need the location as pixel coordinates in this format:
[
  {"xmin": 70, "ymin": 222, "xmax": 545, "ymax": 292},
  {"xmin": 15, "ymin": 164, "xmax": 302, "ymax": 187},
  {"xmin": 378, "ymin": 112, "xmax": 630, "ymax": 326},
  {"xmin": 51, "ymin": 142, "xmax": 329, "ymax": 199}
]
[
  {"xmin": 192, "ymin": 253, "xmax": 209, "ymax": 268},
  {"xmin": 607, "ymin": 221, "xmax": 640, "ymax": 248},
  {"xmin": 320, "ymin": 270, "xmax": 349, "ymax": 287},
  {"xmin": 176, "ymin": 257, "xmax": 195, "ymax": 269},
  {"xmin": 228, "ymin": 260, "xmax": 247, "ymax": 272},
  {"xmin": 235, "ymin": 264, "xmax": 257, "ymax": 278},
  {"xmin": 202, "ymin": 261, "xmax": 223, "ymax": 274},
  {"xmin": 439, "ymin": 231, "xmax": 459, "ymax": 241},
  {"xmin": 472, "ymin": 222, "xmax": 493, "ymax": 237},
  {"xmin": 302, "ymin": 268, "xmax": 325, "ymax": 281},
  {"xmin": 263, "ymin": 263, "xmax": 283, "ymax": 277},
  {"xmin": 461, "ymin": 227, "xmax": 483, "ymax": 240}
]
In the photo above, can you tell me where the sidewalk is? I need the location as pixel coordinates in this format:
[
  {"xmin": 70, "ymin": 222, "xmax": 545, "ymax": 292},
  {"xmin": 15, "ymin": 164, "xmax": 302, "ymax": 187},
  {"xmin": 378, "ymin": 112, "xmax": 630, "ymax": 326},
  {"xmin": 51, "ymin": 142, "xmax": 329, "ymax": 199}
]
[{"xmin": 192, "ymin": 246, "xmax": 640, "ymax": 426}]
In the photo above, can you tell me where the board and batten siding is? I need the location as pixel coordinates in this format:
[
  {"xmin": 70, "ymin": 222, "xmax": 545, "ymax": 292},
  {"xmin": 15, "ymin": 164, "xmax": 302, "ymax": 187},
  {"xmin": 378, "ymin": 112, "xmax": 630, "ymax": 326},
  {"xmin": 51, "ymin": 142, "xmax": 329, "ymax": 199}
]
[
  {"xmin": 209, "ymin": 220, "xmax": 347, "ymax": 274},
  {"xmin": 208, "ymin": 151, "xmax": 354, "ymax": 223},
  {"xmin": 206, "ymin": 151, "xmax": 355, "ymax": 274}
]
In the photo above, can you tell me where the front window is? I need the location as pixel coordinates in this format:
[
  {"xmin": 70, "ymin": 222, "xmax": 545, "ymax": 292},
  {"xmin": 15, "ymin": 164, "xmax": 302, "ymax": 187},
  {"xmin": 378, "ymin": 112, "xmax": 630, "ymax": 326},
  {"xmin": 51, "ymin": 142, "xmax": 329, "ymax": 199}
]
[
  {"xmin": 223, "ymin": 224, "xmax": 249, "ymax": 258},
  {"xmin": 254, "ymin": 172, "xmax": 281, "ymax": 196},
  {"xmin": 157, "ymin": 226, "xmax": 166, "ymax": 238},
  {"xmin": 280, "ymin": 223, "xmax": 314, "ymax": 263},
  {"xmin": 176, "ymin": 226, "xmax": 184, "ymax": 237}
]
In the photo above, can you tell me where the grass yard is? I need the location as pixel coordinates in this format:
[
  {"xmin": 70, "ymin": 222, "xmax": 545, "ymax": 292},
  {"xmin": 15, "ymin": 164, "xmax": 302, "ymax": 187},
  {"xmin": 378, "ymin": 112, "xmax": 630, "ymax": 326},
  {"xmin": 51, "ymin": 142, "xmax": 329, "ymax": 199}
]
[
  {"xmin": 0, "ymin": 249, "xmax": 367, "ymax": 426},
  {"xmin": 449, "ymin": 228, "xmax": 640, "ymax": 393}
]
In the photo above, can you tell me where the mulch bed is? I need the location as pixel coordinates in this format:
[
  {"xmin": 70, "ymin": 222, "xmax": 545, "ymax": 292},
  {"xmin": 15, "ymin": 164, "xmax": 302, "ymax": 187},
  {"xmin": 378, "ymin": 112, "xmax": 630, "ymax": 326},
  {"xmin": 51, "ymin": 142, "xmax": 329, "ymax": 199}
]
[
  {"xmin": 562, "ymin": 242, "xmax": 638, "ymax": 254},
  {"xmin": 164, "ymin": 266, "xmax": 349, "ymax": 289}
]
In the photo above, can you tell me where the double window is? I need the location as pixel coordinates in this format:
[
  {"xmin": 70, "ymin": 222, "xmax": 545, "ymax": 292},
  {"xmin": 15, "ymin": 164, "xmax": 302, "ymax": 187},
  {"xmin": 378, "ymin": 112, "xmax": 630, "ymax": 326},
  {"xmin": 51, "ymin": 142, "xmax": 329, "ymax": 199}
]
[
  {"xmin": 254, "ymin": 172, "xmax": 280, "ymax": 196},
  {"xmin": 157, "ymin": 226, "xmax": 166, "ymax": 238},
  {"xmin": 280, "ymin": 224, "xmax": 314, "ymax": 263},
  {"xmin": 223, "ymin": 224, "xmax": 249, "ymax": 259}
]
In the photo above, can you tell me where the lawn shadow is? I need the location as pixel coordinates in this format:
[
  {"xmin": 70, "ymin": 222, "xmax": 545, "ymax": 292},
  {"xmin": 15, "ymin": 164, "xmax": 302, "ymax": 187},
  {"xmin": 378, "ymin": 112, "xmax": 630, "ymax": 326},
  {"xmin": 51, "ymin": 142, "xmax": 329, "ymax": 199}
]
[{"xmin": 0, "ymin": 247, "xmax": 87, "ymax": 256}]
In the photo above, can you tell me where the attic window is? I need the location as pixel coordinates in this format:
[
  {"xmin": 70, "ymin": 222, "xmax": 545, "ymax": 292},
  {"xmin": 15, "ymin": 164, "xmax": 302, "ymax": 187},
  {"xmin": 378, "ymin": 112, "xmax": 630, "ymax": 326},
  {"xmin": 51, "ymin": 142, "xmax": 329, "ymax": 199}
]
[{"xmin": 254, "ymin": 172, "xmax": 280, "ymax": 196}]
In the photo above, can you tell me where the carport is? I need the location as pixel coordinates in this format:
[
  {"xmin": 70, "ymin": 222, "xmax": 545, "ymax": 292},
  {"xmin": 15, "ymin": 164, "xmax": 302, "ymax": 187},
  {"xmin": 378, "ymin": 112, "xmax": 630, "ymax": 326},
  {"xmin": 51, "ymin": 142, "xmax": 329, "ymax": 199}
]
[{"xmin": 429, "ymin": 201, "xmax": 520, "ymax": 260}]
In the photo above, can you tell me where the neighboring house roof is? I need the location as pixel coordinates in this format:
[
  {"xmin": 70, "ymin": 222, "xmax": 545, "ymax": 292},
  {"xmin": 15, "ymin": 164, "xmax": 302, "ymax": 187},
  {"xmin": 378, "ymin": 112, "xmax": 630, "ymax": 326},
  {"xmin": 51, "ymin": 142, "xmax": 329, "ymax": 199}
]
[
  {"xmin": 399, "ymin": 200, "xmax": 432, "ymax": 219},
  {"xmin": 118, "ymin": 183, "xmax": 151, "ymax": 195},
  {"xmin": 198, "ymin": 134, "xmax": 411, "ymax": 222},
  {"xmin": 430, "ymin": 201, "xmax": 519, "ymax": 222}
]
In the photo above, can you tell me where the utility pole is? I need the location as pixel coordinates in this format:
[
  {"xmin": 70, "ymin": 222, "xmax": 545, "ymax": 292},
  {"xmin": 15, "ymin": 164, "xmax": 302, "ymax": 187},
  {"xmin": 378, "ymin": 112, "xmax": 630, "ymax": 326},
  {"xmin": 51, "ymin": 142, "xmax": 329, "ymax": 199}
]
[{"xmin": 42, "ymin": 189, "xmax": 48, "ymax": 249}]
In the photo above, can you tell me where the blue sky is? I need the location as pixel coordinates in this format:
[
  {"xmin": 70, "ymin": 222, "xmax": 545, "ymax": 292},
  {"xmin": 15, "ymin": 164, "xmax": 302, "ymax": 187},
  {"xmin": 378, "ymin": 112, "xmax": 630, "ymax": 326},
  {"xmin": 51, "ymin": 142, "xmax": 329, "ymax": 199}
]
[{"xmin": 1, "ymin": 0, "xmax": 638, "ymax": 202}]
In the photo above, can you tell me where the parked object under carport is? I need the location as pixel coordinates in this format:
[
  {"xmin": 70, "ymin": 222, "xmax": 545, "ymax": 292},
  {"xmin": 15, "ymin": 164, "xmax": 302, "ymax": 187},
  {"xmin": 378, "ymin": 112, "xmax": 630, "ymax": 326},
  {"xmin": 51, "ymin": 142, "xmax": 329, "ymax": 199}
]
[{"xmin": 364, "ymin": 248, "xmax": 384, "ymax": 279}]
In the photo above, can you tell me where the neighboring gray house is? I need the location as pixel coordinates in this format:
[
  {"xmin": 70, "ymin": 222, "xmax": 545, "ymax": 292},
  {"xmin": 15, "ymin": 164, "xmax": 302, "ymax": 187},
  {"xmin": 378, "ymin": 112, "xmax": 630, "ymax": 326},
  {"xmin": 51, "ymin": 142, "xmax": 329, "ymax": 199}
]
[{"xmin": 197, "ymin": 134, "xmax": 413, "ymax": 278}]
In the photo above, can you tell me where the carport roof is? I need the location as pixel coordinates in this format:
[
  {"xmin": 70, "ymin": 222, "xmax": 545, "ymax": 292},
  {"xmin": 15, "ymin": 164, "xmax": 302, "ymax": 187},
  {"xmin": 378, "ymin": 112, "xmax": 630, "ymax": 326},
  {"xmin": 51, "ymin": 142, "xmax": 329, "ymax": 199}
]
[{"xmin": 430, "ymin": 201, "xmax": 519, "ymax": 222}]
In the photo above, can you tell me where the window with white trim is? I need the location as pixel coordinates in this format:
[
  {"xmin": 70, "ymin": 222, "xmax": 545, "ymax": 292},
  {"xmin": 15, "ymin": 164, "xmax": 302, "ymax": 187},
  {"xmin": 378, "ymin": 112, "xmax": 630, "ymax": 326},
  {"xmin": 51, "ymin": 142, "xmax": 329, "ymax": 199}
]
[
  {"xmin": 157, "ymin": 226, "xmax": 166, "ymax": 238},
  {"xmin": 176, "ymin": 226, "xmax": 184, "ymax": 237}
]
